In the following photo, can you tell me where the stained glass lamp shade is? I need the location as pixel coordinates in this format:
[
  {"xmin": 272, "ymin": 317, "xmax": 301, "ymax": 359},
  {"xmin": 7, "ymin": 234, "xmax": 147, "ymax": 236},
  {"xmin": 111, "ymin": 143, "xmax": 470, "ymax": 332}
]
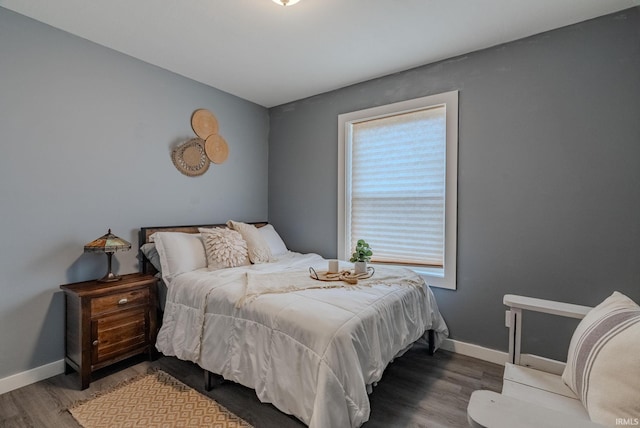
[{"xmin": 84, "ymin": 229, "xmax": 131, "ymax": 282}]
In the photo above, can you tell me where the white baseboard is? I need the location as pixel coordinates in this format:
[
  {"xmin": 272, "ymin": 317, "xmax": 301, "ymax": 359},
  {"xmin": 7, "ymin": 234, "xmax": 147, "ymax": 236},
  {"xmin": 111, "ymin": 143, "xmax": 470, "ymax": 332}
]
[
  {"xmin": 0, "ymin": 359, "xmax": 65, "ymax": 395},
  {"xmin": 440, "ymin": 338, "xmax": 509, "ymax": 366},
  {"xmin": 438, "ymin": 339, "xmax": 567, "ymax": 374}
]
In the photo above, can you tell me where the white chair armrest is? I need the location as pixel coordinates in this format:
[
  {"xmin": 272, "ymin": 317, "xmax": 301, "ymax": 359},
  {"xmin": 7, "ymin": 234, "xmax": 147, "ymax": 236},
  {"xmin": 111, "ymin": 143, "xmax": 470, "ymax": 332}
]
[
  {"xmin": 467, "ymin": 390, "xmax": 605, "ymax": 428},
  {"xmin": 504, "ymin": 294, "xmax": 592, "ymax": 319},
  {"xmin": 504, "ymin": 294, "xmax": 593, "ymax": 366}
]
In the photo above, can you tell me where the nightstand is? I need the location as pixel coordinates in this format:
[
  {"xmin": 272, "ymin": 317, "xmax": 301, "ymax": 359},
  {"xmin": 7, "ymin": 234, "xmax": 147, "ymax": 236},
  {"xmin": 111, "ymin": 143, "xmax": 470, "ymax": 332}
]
[{"xmin": 60, "ymin": 273, "xmax": 158, "ymax": 389}]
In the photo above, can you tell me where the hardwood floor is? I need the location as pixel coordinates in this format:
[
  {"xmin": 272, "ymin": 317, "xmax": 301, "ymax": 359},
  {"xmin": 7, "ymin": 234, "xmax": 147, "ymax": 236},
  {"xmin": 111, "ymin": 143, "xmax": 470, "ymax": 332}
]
[{"xmin": 0, "ymin": 344, "xmax": 503, "ymax": 427}]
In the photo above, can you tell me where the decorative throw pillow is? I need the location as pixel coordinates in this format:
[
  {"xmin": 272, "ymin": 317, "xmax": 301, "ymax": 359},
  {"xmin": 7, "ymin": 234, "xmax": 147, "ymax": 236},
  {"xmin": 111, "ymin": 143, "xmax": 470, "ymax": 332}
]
[
  {"xmin": 562, "ymin": 291, "xmax": 640, "ymax": 426},
  {"xmin": 199, "ymin": 227, "xmax": 250, "ymax": 270},
  {"xmin": 226, "ymin": 220, "xmax": 272, "ymax": 264}
]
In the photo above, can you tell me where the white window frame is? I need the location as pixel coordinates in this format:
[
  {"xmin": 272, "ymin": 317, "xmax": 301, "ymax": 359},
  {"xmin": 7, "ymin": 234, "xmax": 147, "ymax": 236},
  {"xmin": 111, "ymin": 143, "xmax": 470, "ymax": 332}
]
[{"xmin": 338, "ymin": 90, "xmax": 458, "ymax": 290}]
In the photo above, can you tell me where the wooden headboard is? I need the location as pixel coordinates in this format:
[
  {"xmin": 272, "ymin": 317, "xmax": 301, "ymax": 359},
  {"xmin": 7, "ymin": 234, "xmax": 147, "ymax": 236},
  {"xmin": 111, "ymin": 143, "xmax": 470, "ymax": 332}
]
[{"xmin": 138, "ymin": 222, "xmax": 268, "ymax": 275}]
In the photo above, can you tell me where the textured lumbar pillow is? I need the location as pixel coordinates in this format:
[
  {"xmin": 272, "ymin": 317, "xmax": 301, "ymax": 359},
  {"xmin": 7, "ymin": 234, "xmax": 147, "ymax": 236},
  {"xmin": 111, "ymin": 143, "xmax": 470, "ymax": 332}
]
[
  {"xmin": 199, "ymin": 227, "xmax": 250, "ymax": 270},
  {"xmin": 226, "ymin": 221, "xmax": 272, "ymax": 264},
  {"xmin": 562, "ymin": 291, "xmax": 640, "ymax": 426}
]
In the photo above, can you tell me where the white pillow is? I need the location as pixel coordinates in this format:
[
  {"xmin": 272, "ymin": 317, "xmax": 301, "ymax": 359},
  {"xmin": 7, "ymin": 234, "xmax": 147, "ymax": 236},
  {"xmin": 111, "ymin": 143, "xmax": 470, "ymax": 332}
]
[
  {"xmin": 562, "ymin": 291, "xmax": 640, "ymax": 426},
  {"xmin": 226, "ymin": 221, "xmax": 272, "ymax": 264},
  {"xmin": 258, "ymin": 224, "xmax": 288, "ymax": 257},
  {"xmin": 199, "ymin": 227, "xmax": 250, "ymax": 270},
  {"xmin": 151, "ymin": 232, "xmax": 207, "ymax": 285}
]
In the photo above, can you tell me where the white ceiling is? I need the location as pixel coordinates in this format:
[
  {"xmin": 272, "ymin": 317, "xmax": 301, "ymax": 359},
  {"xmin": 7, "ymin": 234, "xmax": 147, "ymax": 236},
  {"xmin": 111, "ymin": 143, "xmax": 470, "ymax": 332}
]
[{"xmin": 2, "ymin": 0, "xmax": 638, "ymax": 107}]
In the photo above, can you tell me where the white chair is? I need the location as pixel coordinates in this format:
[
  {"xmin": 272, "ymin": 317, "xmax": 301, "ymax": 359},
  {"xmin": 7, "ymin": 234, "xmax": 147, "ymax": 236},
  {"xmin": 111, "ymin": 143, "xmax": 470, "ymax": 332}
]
[{"xmin": 467, "ymin": 294, "xmax": 606, "ymax": 427}]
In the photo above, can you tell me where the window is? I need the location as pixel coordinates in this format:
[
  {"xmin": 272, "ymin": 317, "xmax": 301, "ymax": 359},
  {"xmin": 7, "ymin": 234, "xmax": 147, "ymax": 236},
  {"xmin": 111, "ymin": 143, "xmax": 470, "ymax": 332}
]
[{"xmin": 338, "ymin": 91, "xmax": 458, "ymax": 289}]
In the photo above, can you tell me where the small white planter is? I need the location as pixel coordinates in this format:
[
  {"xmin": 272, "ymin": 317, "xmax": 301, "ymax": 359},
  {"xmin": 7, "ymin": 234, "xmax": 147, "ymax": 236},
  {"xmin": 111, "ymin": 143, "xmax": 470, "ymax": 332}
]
[{"xmin": 354, "ymin": 261, "xmax": 367, "ymax": 274}]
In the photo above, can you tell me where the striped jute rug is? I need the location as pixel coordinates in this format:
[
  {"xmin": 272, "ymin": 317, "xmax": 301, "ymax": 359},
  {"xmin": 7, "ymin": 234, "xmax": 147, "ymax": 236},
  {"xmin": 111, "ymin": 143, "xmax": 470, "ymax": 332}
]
[{"xmin": 68, "ymin": 370, "xmax": 253, "ymax": 428}]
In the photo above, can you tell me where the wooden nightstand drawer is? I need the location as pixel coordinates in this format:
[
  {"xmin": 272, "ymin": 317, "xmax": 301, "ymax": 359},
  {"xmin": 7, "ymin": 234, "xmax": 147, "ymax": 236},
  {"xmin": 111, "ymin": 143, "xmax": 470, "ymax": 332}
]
[{"xmin": 91, "ymin": 288, "xmax": 149, "ymax": 316}]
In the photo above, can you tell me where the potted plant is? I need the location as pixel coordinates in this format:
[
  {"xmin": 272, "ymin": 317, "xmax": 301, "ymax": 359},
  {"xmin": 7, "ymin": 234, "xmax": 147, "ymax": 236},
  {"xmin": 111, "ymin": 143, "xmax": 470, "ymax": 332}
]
[{"xmin": 350, "ymin": 239, "xmax": 373, "ymax": 274}]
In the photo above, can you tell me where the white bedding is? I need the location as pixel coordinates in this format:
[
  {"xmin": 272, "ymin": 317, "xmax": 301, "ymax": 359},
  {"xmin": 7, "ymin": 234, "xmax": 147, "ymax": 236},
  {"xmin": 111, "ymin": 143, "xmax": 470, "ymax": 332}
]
[{"xmin": 156, "ymin": 252, "xmax": 448, "ymax": 428}]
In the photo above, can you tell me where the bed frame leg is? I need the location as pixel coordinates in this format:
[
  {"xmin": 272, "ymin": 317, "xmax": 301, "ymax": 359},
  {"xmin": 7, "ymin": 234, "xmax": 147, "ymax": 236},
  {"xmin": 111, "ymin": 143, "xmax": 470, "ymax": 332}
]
[
  {"xmin": 427, "ymin": 329, "xmax": 435, "ymax": 356},
  {"xmin": 204, "ymin": 370, "xmax": 214, "ymax": 391}
]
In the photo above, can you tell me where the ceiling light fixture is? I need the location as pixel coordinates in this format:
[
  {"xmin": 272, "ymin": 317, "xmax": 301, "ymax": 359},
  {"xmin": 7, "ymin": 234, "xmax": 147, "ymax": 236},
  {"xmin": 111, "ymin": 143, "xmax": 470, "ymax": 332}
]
[{"xmin": 272, "ymin": 0, "xmax": 300, "ymax": 6}]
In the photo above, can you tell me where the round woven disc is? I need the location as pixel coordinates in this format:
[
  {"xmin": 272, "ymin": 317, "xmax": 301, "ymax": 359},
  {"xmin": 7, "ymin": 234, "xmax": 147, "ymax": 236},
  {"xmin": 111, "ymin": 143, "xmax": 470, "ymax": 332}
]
[
  {"xmin": 182, "ymin": 145, "xmax": 201, "ymax": 165},
  {"xmin": 205, "ymin": 134, "xmax": 229, "ymax": 164},
  {"xmin": 191, "ymin": 109, "xmax": 219, "ymax": 139},
  {"xmin": 171, "ymin": 138, "xmax": 210, "ymax": 176}
]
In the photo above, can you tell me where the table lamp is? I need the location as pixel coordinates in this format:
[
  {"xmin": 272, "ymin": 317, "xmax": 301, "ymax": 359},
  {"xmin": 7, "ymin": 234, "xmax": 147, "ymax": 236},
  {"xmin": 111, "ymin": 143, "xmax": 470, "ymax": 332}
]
[{"xmin": 84, "ymin": 229, "xmax": 131, "ymax": 282}]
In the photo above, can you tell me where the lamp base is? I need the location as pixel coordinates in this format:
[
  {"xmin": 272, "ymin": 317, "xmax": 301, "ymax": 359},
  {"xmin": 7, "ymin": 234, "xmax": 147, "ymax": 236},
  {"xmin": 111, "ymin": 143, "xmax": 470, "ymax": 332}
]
[
  {"xmin": 97, "ymin": 252, "xmax": 121, "ymax": 282},
  {"xmin": 98, "ymin": 272, "xmax": 122, "ymax": 283}
]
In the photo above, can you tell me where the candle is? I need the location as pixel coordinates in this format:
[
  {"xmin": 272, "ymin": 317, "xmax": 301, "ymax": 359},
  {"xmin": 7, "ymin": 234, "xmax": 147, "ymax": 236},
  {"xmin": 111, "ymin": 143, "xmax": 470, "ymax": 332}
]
[{"xmin": 328, "ymin": 259, "xmax": 339, "ymax": 273}]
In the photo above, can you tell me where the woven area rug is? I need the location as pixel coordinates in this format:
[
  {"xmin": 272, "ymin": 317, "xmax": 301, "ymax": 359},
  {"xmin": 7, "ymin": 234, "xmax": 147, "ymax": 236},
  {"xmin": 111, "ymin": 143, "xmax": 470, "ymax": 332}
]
[{"xmin": 68, "ymin": 370, "xmax": 253, "ymax": 428}]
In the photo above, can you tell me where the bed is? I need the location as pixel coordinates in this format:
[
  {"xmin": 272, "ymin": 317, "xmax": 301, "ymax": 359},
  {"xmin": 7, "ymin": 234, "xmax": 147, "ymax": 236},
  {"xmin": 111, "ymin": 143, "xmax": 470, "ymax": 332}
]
[{"xmin": 139, "ymin": 221, "xmax": 449, "ymax": 428}]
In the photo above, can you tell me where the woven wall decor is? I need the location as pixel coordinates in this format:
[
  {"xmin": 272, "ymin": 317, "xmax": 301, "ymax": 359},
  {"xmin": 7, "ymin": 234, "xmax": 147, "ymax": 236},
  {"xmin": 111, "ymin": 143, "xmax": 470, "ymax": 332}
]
[
  {"xmin": 173, "ymin": 109, "xmax": 228, "ymax": 176},
  {"xmin": 171, "ymin": 138, "xmax": 210, "ymax": 176},
  {"xmin": 205, "ymin": 134, "xmax": 229, "ymax": 164},
  {"xmin": 191, "ymin": 109, "xmax": 219, "ymax": 139}
]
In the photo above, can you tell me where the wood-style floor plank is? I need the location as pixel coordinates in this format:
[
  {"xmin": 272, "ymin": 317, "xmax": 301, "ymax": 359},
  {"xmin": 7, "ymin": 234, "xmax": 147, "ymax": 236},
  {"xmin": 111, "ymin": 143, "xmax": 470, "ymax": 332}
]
[{"xmin": 0, "ymin": 345, "xmax": 503, "ymax": 427}]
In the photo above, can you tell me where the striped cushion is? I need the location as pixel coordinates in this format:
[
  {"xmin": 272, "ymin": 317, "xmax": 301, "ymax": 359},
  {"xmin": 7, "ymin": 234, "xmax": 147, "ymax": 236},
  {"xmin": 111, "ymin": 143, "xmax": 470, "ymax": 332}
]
[{"xmin": 562, "ymin": 292, "xmax": 640, "ymax": 426}]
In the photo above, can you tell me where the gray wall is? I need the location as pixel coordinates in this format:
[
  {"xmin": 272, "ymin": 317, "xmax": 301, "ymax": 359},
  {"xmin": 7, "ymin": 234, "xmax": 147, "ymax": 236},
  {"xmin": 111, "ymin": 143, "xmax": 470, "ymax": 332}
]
[
  {"xmin": 0, "ymin": 8, "xmax": 269, "ymax": 379},
  {"xmin": 269, "ymin": 8, "xmax": 640, "ymax": 360}
]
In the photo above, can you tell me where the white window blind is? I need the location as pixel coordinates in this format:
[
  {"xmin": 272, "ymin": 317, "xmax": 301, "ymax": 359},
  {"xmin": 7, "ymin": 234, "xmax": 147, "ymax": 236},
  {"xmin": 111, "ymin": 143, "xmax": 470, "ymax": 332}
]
[{"xmin": 349, "ymin": 106, "xmax": 446, "ymax": 267}]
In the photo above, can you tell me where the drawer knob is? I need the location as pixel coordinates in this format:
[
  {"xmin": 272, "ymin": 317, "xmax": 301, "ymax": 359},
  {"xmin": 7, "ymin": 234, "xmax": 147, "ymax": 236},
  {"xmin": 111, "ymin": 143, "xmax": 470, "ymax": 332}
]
[
  {"xmin": 118, "ymin": 298, "xmax": 128, "ymax": 305},
  {"xmin": 92, "ymin": 340, "xmax": 98, "ymax": 346}
]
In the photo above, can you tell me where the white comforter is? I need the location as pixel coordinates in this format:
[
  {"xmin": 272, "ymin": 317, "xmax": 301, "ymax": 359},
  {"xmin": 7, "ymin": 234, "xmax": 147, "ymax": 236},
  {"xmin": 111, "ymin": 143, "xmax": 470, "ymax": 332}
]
[{"xmin": 156, "ymin": 252, "xmax": 448, "ymax": 428}]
